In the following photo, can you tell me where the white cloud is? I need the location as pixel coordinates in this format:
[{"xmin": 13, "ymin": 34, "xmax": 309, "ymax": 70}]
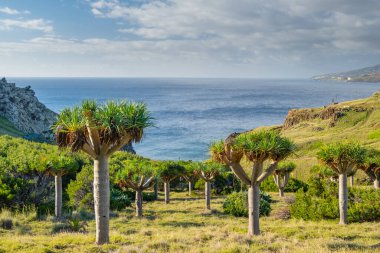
[
  {"xmin": 0, "ymin": 19, "xmax": 53, "ymax": 33},
  {"xmin": 0, "ymin": 7, "xmax": 30, "ymax": 15}
]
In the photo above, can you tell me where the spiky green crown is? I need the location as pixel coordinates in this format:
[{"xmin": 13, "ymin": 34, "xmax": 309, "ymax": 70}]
[
  {"xmin": 317, "ymin": 142, "xmax": 366, "ymax": 169},
  {"xmin": 275, "ymin": 161, "xmax": 296, "ymax": 175},
  {"xmin": 232, "ymin": 130, "xmax": 296, "ymax": 162},
  {"xmin": 54, "ymin": 100, "xmax": 154, "ymax": 152}
]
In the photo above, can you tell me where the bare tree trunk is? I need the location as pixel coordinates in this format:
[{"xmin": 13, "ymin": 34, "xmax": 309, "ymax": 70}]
[
  {"xmin": 279, "ymin": 187, "xmax": 285, "ymax": 197},
  {"xmin": 339, "ymin": 173, "xmax": 348, "ymax": 225},
  {"xmin": 55, "ymin": 175, "xmax": 62, "ymax": 218},
  {"xmin": 349, "ymin": 176, "xmax": 354, "ymax": 187},
  {"xmin": 248, "ymin": 185, "xmax": 260, "ymax": 235},
  {"xmin": 94, "ymin": 156, "xmax": 110, "ymax": 244},
  {"xmin": 164, "ymin": 182, "xmax": 170, "ymax": 204},
  {"xmin": 154, "ymin": 180, "xmax": 158, "ymax": 199},
  {"xmin": 135, "ymin": 190, "xmax": 143, "ymax": 217},
  {"xmin": 374, "ymin": 178, "xmax": 379, "ymax": 190},
  {"xmin": 205, "ymin": 181, "xmax": 211, "ymax": 210},
  {"xmin": 188, "ymin": 181, "xmax": 192, "ymax": 196}
]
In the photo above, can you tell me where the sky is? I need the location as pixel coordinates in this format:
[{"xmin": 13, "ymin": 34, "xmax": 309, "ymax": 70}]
[{"xmin": 0, "ymin": 0, "xmax": 380, "ymax": 78}]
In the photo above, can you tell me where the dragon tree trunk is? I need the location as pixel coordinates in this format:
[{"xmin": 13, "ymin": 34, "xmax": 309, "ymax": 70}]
[
  {"xmin": 339, "ymin": 173, "xmax": 348, "ymax": 225},
  {"xmin": 248, "ymin": 184, "xmax": 260, "ymax": 235},
  {"xmin": 188, "ymin": 181, "xmax": 192, "ymax": 196},
  {"xmin": 55, "ymin": 175, "xmax": 62, "ymax": 218},
  {"xmin": 135, "ymin": 190, "xmax": 143, "ymax": 217},
  {"xmin": 164, "ymin": 182, "xmax": 170, "ymax": 204},
  {"xmin": 154, "ymin": 180, "xmax": 158, "ymax": 199},
  {"xmin": 94, "ymin": 155, "xmax": 110, "ymax": 244},
  {"xmin": 374, "ymin": 178, "xmax": 379, "ymax": 190},
  {"xmin": 205, "ymin": 181, "xmax": 211, "ymax": 210},
  {"xmin": 279, "ymin": 187, "xmax": 285, "ymax": 197}
]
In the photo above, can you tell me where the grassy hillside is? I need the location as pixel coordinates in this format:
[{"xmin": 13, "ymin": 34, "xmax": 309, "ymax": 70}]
[
  {"xmin": 0, "ymin": 116, "xmax": 24, "ymax": 137},
  {"xmin": 277, "ymin": 91, "xmax": 380, "ymax": 180},
  {"xmin": 0, "ymin": 191, "xmax": 378, "ymax": 253}
]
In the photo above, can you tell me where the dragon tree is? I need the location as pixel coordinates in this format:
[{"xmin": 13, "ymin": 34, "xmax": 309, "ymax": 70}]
[
  {"xmin": 158, "ymin": 161, "xmax": 185, "ymax": 204},
  {"xmin": 273, "ymin": 161, "xmax": 295, "ymax": 197},
  {"xmin": 317, "ymin": 142, "xmax": 366, "ymax": 225},
  {"xmin": 211, "ymin": 130, "xmax": 295, "ymax": 235},
  {"xmin": 43, "ymin": 152, "xmax": 79, "ymax": 218},
  {"xmin": 359, "ymin": 148, "xmax": 380, "ymax": 189},
  {"xmin": 111, "ymin": 152, "xmax": 156, "ymax": 217},
  {"xmin": 54, "ymin": 100, "xmax": 153, "ymax": 244},
  {"xmin": 196, "ymin": 161, "xmax": 226, "ymax": 210},
  {"xmin": 182, "ymin": 161, "xmax": 198, "ymax": 196}
]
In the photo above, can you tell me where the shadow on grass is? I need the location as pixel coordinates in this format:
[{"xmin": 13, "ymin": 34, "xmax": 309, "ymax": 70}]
[
  {"xmin": 159, "ymin": 221, "xmax": 205, "ymax": 228},
  {"xmin": 327, "ymin": 242, "xmax": 380, "ymax": 251},
  {"xmin": 170, "ymin": 197, "xmax": 202, "ymax": 201},
  {"xmin": 159, "ymin": 210, "xmax": 191, "ymax": 214}
]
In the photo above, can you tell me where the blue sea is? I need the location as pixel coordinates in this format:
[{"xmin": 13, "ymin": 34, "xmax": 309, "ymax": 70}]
[{"xmin": 10, "ymin": 78, "xmax": 380, "ymax": 161}]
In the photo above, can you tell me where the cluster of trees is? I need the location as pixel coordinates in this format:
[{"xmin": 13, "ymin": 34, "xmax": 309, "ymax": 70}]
[{"xmin": 1, "ymin": 98, "xmax": 379, "ymax": 245}]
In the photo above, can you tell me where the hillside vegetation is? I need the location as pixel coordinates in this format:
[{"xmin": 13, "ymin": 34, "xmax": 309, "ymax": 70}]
[
  {"xmin": 0, "ymin": 116, "xmax": 24, "ymax": 137},
  {"xmin": 277, "ymin": 91, "xmax": 380, "ymax": 179}
]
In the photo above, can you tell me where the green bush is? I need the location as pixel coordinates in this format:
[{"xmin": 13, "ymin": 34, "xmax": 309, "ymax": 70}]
[
  {"xmin": 0, "ymin": 218, "xmax": 13, "ymax": 230},
  {"xmin": 291, "ymin": 178, "xmax": 380, "ymax": 222},
  {"xmin": 290, "ymin": 190, "xmax": 339, "ymax": 220},
  {"xmin": 110, "ymin": 188, "xmax": 132, "ymax": 211},
  {"xmin": 223, "ymin": 191, "xmax": 272, "ymax": 217},
  {"xmin": 348, "ymin": 188, "xmax": 380, "ymax": 222},
  {"xmin": 124, "ymin": 190, "xmax": 156, "ymax": 202},
  {"xmin": 260, "ymin": 177, "xmax": 308, "ymax": 193}
]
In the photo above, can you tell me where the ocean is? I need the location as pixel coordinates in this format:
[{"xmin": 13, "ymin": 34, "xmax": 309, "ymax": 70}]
[{"xmin": 10, "ymin": 78, "xmax": 380, "ymax": 161}]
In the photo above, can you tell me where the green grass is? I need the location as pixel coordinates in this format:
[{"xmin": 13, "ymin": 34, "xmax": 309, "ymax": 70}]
[
  {"xmin": 0, "ymin": 116, "xmax": 24, "ymax": 137},
  {"xmin": 0, "ymin": 191, "xmax": 378, "ymax": 253},
  {"xmin": 274, "ymin": 91, "xmax": 380, "ymax": 181}
]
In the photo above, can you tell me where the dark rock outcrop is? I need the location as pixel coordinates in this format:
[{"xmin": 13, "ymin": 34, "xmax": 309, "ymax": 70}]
[{"xmin": 0, "ymin": 77, "xmax": 57, "ymax": 135}]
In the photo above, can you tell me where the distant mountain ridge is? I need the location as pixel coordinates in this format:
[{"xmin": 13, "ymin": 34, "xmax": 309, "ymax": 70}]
[{"xmin": 312, "ymin": 64, "xmax": 380, "ymax": 83}]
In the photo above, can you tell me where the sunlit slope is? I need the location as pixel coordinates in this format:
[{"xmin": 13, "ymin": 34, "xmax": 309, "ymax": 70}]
[
  {"xmin": 279, "ymin": 91, "xmax": 380, "ymax": 178},
  {"xmin": 0, "ymin": 116, "xmax": 24, "ymax": 137}
]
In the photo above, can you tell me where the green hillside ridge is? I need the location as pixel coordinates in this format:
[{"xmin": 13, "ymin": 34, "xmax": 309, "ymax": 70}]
[
  {"xmin": 275, "ymin": 91, "xmax": 380, "ymax": 179},
  {"xmin": 0, "ymin": 116, "xmax": 24, "ymax": 137}
]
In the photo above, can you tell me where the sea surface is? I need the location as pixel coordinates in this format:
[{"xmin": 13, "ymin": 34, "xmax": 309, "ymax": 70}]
[{"xmin": 10, "ymin": 78, "xmax": 380, "ymax": 161}]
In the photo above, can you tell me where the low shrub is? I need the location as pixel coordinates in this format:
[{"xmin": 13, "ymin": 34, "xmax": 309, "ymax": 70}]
[
  {"xmin": 291, "ymin": 177, "xmax": 380, "ymax": 222},
  {"xmin": 348, "ymin": 188, "xmax": 380, "ymax": 222},
  {"xmin": 110, "ymin": 188, "xmax": 132, "ymax": 211},
  {"xmin": 223, "ymin": 191, "xmax": 272, "ymax": 217},
  {"xmin": 0, "ymin": 218, "xmax": 13, "ymax": 230},
  {"xmin": 52, "ymin": 212, "xmax": 87, "ymax": 233},
  {"xmin": 260, "ymin": 177, "xmax": 308, "ymax": 193}
]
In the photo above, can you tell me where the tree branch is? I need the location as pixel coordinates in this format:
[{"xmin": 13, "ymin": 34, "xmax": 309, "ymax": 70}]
[
  {"xmin": 229, "ymin": 162, "xmax": 251, "ymax": 185},
  {"xmin": 257, "ymin": 161, "xmax": 278, "ymax": 184}
]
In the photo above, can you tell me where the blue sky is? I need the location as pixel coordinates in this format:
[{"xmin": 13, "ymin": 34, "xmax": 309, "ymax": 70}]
[{"xmin": 1, "ymin": 0, "xmax": 380, "ymax": 77}]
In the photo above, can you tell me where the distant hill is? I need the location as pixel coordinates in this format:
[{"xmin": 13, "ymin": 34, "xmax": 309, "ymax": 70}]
[{"xmin": 312, "ymin": 64, "xmax": 380, "ymax": 83}]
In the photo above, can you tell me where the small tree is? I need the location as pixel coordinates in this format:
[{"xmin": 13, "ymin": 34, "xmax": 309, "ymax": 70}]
[
  {"xmin": 317, "ymin": 142, "xmax": 366, "ymax": 225},
  {"xmin": 182, "ymin": 161, "xmax": 198, "ymax": 196},
  {"xmin": 157, "ymin": 161, "xmax": 185, "ymax": 204},
  {"xmin": 359, "ymin": 149, "xmax": 380, "ymax": 190},
  {"xmin": 211, "ymin": 130, "xmax": 295, "ymax": 235},
  {"xmin": 54, "ymin": 100, "xmax": 153, "ymax": 244},
  {"xmin": 111, "ymin": 152, "xmax": 156, "ymax": 217},
  {"xmin": 273, "ymin": 161, "xmax": 296, "ymax": 197},
  {"xmin": 44, "ymin": 152, "xmax": 80, "ymax": 218},
  {"xmin": 196, "ymin": 161, "xmax": 226, "ymax": 210}
]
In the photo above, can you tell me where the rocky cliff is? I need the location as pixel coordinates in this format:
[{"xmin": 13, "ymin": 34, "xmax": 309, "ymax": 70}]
[{"xmin": 0, "ymin": 77, "xmax": 57, "ymax": 135}]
